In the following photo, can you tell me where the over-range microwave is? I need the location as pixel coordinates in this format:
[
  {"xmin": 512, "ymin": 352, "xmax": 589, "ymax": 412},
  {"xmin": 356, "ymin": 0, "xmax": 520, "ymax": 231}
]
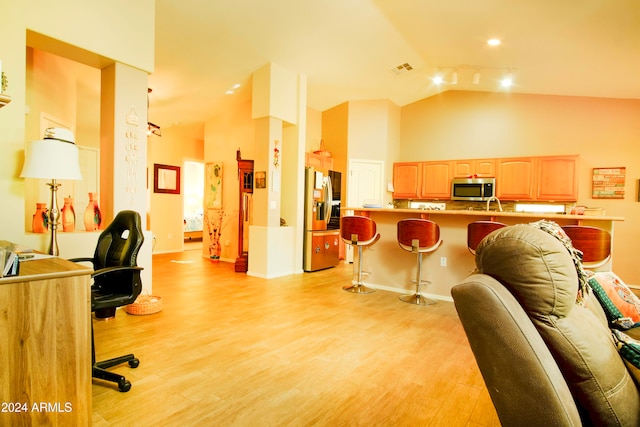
[{"xmin": 451, "ymin": 177, "xmax": 496, "ymax": 201}]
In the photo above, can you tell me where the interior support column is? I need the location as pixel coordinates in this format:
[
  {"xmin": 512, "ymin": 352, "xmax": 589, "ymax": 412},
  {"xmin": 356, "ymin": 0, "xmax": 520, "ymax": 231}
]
[
  {"xmin": 248, "ymin": 63, "xmax": 306, "ymax": 278},
  {"xmin": 100, "ymin": 62, "xmax": 152, "ymax": 291}
]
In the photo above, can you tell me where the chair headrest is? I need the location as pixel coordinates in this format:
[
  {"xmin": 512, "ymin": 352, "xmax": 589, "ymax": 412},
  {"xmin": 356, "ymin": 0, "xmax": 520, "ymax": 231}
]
[{"xmin": 475, "ymin": 225, "xmax": 578, "ymax": 318}]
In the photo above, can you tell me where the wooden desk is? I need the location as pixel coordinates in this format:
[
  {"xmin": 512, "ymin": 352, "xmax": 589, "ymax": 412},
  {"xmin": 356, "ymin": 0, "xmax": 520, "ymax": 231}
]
[{"xmin": 0, "ymin": 255, "xmax": 92, "ymax": 426}]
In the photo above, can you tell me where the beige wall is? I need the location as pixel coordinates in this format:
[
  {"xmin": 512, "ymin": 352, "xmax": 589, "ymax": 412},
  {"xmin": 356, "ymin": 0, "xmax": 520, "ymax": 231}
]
[
  {"xmin": 323, "ymin": 100, "xmax": 401, "ymax": 205},
  {"xmin": 348, "ymin": 99, "xmax": 400, "ymax": 204},
  {"xmin": 203, "ymin": 100, "xmax": 255, "ymax": 262},
  {"xmin": 400, "ymin": 90, "xmax": 640, "ymax": 284},
  {"xmin": 322, "ymin": 102, "xmax": 349, "ymax": 177},
  {"xmin": 1, "ymin": 1, "xmax": 154, "ymax": 235},
  {"xmin": 23, "ymin": 48, "xmax": 101, "ymax": 230},
  {"xmin": 306, "ymin": 107, "xmax": 322, "ymax": 153},
  {"xmin": 148, "ymin": 124, "xmax": 204, "ymax": 254},
  {"xmin": 1, "ymin": 0, "xmax": 154, "ymax": 288}
]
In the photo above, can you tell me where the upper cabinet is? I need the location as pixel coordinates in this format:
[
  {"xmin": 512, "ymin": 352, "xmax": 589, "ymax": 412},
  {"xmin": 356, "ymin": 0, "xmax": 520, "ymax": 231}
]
[
  {"xmin": 496, "ymin": 157, "xmax": 535, "ymax": 200},
  {"xmin": 305, "ymin": 152, "xmax": 334, "ymax": 171},
  {"xmin": 420, "ymin": 161, "xmax": 453, "ymax": 199},
  {"xmin": 536, "ymin": 155, "xmax": 579, "ymax": 201},
  {"xmin": 393, "ymin": 155, "xmax": 578, "ymax": 202},
  {"xmin": 453, "ymin": 159, "xmax": 496, "ymax": 178},
  {"xmin": 496, "ymin": 155, "xmax": 579, "ymax": 201},
  {"xmin": 393, "ymin": 162, "xmax": 421, "ymax": 199}
]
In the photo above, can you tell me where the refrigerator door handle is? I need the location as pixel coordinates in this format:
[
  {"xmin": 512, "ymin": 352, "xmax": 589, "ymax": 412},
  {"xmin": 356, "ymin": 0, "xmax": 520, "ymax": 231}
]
[{"xmin": 324, "ymin": 177, "xmax": 332, "ymax": 223}]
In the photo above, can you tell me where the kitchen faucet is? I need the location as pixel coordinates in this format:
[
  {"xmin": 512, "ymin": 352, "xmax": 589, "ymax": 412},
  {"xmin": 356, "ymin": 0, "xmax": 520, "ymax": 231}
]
[{"xmin": 486, "ymin": 196, "xmax": 503, "ymax": 212}]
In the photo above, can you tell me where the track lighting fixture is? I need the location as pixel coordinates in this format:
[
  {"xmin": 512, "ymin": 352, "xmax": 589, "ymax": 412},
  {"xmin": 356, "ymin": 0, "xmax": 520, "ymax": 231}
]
[
  {"xmin": 430, "ymin": 65, "xmax": 515, "ymax": 88},
  {"xmin": 472, "ymin": 70, "xmax": 481, "ymax": 85}
]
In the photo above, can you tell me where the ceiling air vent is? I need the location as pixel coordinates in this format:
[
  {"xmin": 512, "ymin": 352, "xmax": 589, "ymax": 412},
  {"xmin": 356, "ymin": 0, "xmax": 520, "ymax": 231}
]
[{"xmin": 390, "ymin": 62, "xmax": 413, "ymax": 76}]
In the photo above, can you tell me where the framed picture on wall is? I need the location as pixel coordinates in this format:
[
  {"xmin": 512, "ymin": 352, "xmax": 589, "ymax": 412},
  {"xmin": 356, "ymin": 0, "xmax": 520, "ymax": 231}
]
[
  {"xmin": 592, "ymin": 167, "xmax": 625, "ymax": 199},
  {"xmin": 255, "ymin": 171, "xmax": 266, "ymax": 189},
  {"xmin": 154, "ymin": 163, "xmax": 181, "ymax": 194}
]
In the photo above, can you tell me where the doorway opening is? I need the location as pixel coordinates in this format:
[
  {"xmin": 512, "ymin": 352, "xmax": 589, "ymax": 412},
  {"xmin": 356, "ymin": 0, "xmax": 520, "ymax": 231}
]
[{"xmin": 183, "ymin": 160, "xmax": 205, "ymax": 251}]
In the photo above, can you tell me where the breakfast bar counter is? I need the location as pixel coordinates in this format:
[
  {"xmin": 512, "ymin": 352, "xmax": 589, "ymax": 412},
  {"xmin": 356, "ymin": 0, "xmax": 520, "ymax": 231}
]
[{"xmin": 340, "ymin": 207, "xmax": 623, "ymax": 300}]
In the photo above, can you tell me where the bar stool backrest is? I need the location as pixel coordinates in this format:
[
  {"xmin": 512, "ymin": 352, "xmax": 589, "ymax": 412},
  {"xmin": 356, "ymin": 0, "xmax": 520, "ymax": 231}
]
[
  {"xmin": 341, "ymin": 215, "xmax": 378, "ymax": 245},
  {"xmin": 561, "ymin": 225, "xmax": 612, "ymax": 268},
  {"xmin": 467, "ymin": 221, "xmax": 507, "ymax": 254},
  {"xmin": 397, "ymin": 219, "xmax": 442, "ymax": 253}
]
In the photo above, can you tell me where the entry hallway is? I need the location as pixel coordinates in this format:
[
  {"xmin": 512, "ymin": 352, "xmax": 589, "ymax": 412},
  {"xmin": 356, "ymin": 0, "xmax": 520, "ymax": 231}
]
[{"xmin": 92, "ymin": 249, "xmax": 500, "ymax": 426}]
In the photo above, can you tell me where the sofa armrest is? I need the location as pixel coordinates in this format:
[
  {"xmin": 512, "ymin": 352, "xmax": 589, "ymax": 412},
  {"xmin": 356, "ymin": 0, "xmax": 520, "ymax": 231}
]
[{"xmin": 452, "ymin": 274, "xmax": 582, "ymax": 426}]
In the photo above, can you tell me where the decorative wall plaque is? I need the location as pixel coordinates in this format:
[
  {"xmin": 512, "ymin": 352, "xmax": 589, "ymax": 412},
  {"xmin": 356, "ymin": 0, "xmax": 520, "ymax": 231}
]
[{"xmin": 592, "ymin": 167, "xmax": 625, "ymax": 199}]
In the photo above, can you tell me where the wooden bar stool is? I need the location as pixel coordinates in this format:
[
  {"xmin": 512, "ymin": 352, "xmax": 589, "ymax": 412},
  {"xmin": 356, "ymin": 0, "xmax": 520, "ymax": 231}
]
[
  {"xmin": 467, "ymin": 220, "xmax": 507, "ymax": 255},
  {"xmin": 561, "ymin": 225, "xmax": 612, "ymax": 269},
  {"xmin": 340, "ymin": 215, "xmax": 380, "ymax": 293},
  {"xmin": 397, "ymin": 219, "xmax": 443, "ymax": 305}
]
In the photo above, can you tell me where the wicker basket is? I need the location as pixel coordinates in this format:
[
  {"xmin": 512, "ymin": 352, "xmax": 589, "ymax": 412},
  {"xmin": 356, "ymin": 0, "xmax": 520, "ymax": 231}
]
[{"xmin": 125, "ymin": 294, "xmax": 163, "ymax": 315}]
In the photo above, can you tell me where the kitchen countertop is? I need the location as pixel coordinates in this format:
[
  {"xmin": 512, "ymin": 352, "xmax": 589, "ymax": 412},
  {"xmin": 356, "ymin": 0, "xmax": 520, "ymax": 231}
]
[{"xmin": 342, "ymin": 207, "xmax": 624, "ymax": 222}]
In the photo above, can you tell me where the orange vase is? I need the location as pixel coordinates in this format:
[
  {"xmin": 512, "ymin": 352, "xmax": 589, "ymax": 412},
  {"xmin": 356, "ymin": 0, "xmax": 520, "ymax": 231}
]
[
  {"xmin": 84, "ymin": 192, "xmax": 102, "ymax": 231},
  {"xmin": 61, "ymin": 197, "xmax": 76, "ymax": 232},
  {"xmin": 32, "ymin": 203, "xmax": 48, "ymax": 233}
]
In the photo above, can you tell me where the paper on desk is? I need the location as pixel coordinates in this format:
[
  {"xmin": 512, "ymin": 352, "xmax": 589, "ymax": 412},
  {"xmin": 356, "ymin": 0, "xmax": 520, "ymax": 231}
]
[{"xmin": 18, "ymin": 253, "xmax": 55, "ymax": 261}]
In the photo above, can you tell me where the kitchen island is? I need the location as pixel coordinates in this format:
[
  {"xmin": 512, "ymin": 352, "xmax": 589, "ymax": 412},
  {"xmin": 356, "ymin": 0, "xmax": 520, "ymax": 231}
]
[{"xmin": 341, "ymin": 208, "xmax": 623, "ymax": 300}]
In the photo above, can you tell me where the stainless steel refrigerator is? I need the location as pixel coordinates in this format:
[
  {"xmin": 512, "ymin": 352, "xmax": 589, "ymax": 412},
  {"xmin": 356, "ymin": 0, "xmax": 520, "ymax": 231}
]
[{"xmin": 303, "ymin": 167, "xmax": 340, "ymax": 272}]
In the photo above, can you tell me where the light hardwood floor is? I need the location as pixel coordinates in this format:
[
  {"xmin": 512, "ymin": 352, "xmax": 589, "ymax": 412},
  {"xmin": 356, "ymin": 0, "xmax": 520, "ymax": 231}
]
[{"xmin": 92, "ymin": 250, "xmax": 500, "ymax": 426}]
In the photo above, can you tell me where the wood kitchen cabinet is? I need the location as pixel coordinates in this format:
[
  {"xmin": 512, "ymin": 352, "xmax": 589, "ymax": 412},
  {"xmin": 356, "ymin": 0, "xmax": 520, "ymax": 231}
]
[
  {"xmin": 420, "ymin": 161, "xmax": 453, "ymax": 199},
  {"xmin": 453, "ymin": 158, "xmax": 496, "ymax": 178},
  {"xmin": 305, "ymin": 152, "xmax": 334, "ymax": 171},
  {"xmin": 393, "ymin": 155, "xmax": 578, "ymax": 202},
  {"xmin": 393, "ymin": 162, "xmax": 421, "ymax": 199},
  {"xmin": 536, "ymin": 155, "xmax": 579, "ymax": 201},
  {"xmin": 496, "ymin": 157, "xmax": 535, "ymax": 200}
]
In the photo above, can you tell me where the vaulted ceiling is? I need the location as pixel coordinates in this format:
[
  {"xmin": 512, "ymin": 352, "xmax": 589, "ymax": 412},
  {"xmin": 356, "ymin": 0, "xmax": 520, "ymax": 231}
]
[{"xmin": 148, "ymin": 0, "xmax": 640, "ymax": 128}]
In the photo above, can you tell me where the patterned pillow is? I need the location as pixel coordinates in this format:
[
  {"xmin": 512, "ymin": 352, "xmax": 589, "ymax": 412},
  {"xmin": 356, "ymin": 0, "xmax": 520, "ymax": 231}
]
[{"xmin": 587, "ymin": 271, "xmax": 640, "ymax": 329}]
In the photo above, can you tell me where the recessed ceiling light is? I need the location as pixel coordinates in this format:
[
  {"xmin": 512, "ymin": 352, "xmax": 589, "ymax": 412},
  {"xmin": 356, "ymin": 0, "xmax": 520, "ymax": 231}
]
[
  {"xmin": 232, "ymin": 83, "xmax": 241, "ymax": 89},
  {"xmin": 487, "ymin": 38, "xmax": 501, "ymax": 46},
  {"xmin": 225, "ymin": 90, "xmax": 234, "ymax": 95}
]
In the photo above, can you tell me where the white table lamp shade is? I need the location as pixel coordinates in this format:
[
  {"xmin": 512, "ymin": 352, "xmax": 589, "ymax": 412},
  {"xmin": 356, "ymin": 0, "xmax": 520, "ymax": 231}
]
[{"xmin": 21, "ymin": 138, "xmax": 83, "ymax": 180}]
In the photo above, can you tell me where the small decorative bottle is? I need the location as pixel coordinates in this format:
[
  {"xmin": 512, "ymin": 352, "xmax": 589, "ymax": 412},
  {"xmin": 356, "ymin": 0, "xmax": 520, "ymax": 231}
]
[
  {"xmin": 32, "ymin": 203, "xmax": 48, "ymax": 233},
  {"xmin": 61, "ymin": 196, "xmax": 76, "ymax": 232},
  {"xmin": 84, "ymin": 192, "xmax": 102, "ymax": 231}
]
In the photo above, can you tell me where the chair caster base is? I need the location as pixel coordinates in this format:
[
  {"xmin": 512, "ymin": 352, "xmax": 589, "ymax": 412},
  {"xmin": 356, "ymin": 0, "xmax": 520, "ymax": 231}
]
[
  {"xmin": 400, "ymin": 293, "xmax": 436, "ymax": 305},
  {"xmin": 93, "ymin": 354, "xmax": 139, "ymax": 392},
  {"xmin": 118, "ymin": 379, "xmax": 132, "ymax": 392},
  {"xmin": 343, "ymin": 283, "xmax": 375, "ymax": 294}
]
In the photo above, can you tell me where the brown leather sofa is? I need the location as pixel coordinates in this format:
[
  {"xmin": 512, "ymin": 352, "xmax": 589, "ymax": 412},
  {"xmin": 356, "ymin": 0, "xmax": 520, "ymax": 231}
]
[{"xmin": 452, "ymin": 225, "xmax": 640, "ymax": 426}]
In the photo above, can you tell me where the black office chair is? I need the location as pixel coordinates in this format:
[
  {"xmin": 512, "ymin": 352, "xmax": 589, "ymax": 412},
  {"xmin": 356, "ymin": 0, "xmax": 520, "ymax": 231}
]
[{"xmin": 69, "ymin": 210, "xmax": 144, "ymax": 392}]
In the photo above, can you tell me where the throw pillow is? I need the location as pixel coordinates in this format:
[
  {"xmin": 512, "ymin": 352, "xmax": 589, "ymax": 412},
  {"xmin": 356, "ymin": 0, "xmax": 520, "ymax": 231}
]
[
  {"xmin": 588, "ymin": 271, "xmax": 640, "ymax": 329},
  {"xmin": 612, "ymin": 329, "xmax": 640, "ymax": 386}
]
